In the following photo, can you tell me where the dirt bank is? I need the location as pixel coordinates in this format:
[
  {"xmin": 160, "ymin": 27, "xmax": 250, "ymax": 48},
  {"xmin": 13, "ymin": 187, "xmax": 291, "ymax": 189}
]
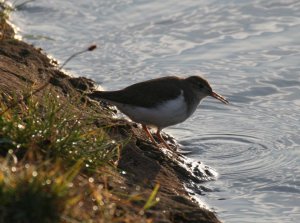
[{"xmin": 0, "ymin": 9, "xmax": 220, "ymax": 223}]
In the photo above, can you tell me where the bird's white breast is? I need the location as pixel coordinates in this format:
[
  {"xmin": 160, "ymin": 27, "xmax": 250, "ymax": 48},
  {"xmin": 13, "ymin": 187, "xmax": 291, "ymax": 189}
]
[{"xmin": 114, "ymin": 91, "xmax": 189, "ymax": 128}]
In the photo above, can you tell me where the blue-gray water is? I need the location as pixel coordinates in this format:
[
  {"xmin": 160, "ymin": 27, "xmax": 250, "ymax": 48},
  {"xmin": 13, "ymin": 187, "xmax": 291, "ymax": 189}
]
[{"xmin": 12, "ymin": 0, "xmax": 300, "ymax": 222}]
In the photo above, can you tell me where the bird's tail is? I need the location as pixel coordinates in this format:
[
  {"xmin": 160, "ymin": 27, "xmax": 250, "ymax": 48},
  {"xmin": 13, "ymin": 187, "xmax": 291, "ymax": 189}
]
[
  {"xmin": 86, "ymin": 91, "xmax": 106, "ymax": 101},
  {"xmin": 87, "ymin": 91, "xmax": 120, "ymax": 103}
]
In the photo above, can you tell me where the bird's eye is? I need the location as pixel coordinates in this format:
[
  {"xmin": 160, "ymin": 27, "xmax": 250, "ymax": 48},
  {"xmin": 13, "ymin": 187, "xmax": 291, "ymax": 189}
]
[{"xmin": 198, "ymin": 84, "xmax": 204, "ymax": 89}]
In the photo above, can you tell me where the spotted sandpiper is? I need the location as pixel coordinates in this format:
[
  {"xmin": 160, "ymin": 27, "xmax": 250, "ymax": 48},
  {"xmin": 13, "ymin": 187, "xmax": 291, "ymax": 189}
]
[{"xmin": 88, "ymin": 76, "xmax": 228, "ymax": 149}]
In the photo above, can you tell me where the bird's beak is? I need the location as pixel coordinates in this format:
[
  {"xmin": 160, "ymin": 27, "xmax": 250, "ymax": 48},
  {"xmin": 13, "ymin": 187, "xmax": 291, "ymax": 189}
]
[{"xmin": 211, "ymin": 91, "xmax": 229, "ymax": 104}]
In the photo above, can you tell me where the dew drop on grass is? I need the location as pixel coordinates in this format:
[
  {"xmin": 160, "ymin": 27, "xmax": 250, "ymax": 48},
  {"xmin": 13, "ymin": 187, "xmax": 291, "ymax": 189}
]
[
  {"xmin": 17, "ymin": 124, "xmax": 25, "ymax": 129},
  {"xmin": 11, "ymin": 166, "xmax": 17, "ymax": 172},
  {"xmin": 93, "ymin": 205, "xmax": 98, "ymax": 211},
  {"xmin": 25, "ymin": 163, "xmax": 30, "ymax": 169},
  {"xmin": 88, "ymin": 177, "xmax": 94, "ymax": 183},
  {"xmin": 46, "ymin": 179, "xmax": 51, "ymax": 185},
  {"xmin": 99, "ymin": 201, "xmax": 104, "ymax": 206},
  {"xmin": 32, "ymin": 171, "xmax": 38, "ymax": 177},
  {"xmin": 85, "ymin": 164, "xmax": 90, "ymax": 167}
]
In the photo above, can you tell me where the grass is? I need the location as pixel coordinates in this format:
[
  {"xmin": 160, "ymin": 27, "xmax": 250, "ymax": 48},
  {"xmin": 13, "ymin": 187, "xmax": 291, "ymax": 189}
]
[
  {"xmin": 0, "ymin": 91, "xmax": 158, "ymax": 223},
  {"xmin": 0, "ymin": 92, "xmax": 117, "ymax": 169},
  {"xmin": 0, "ymin": 160, "xmax": 81, "ymax": 223},
  {"xmin": 1, "ymin": 0, "xmax": 35, "ymax": 12},
  {"xmin": 1, "ymin": 0, "xmax": 36, "ymax": 41},
  {"xmin": 0, "ymin": 1, "xmax": 13, "ymax": 20}
]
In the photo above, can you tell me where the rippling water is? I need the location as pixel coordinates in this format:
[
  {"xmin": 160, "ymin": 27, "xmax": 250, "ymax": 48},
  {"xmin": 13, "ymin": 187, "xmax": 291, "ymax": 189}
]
[{"xmin": 12, "ymin": 0, "xmax": 300, "ymax": 222}]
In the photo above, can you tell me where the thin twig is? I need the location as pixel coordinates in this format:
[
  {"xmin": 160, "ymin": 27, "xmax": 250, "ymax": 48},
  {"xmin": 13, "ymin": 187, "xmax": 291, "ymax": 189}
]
[{"xmin": 0, "ymin": 44, "xmax": 97, "ymax": 116}]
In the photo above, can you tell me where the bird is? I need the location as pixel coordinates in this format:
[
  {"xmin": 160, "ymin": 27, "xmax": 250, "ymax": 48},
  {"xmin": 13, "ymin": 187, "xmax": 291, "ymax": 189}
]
[{"xmin": 88, "ymin": 76, "xmax": 228, "ymax": 150}]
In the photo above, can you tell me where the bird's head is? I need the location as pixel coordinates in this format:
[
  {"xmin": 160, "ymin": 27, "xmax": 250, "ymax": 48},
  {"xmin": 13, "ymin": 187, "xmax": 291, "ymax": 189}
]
[{"xmin": 185, "ymin": 76, "xmax": 229, "ymax": 104}]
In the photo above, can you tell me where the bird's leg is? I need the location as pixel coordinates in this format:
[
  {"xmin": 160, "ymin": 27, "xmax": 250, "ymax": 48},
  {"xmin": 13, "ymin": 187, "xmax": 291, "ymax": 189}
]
[
  {"xmin": 156, "ymin": 129, "xmax": 172, "ymax": 150},
  {"xmin": 142, "ymin": 124, "xmax": 158, "ymax": 146}
]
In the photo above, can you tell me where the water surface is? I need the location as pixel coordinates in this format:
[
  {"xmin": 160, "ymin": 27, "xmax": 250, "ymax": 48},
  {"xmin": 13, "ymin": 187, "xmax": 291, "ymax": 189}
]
[{"xmin": 12, "ymin": 0, "xmax": 300, "ymax": 222}]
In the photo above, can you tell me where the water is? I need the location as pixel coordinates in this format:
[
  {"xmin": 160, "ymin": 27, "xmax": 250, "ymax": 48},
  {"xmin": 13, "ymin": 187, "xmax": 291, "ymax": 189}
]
[{"xmin": 11, "ymin": 0, "xmax": 300, "ymax": 222}]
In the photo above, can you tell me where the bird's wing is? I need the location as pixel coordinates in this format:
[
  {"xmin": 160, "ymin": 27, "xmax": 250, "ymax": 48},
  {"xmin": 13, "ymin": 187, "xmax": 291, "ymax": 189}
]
[{"xmin": 89, "ymin": 76, "xmax": 183, "ymax": 108}]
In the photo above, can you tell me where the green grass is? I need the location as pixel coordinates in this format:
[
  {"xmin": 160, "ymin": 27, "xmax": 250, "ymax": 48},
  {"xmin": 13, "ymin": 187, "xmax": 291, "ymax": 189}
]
[
  {"xmin": 0, "ymin": 1, "xmax": 13, "ymax": 20},
  {"xmin": 0, "ymin": 92, "xmax": 117, "ymax": 168},
  {"xmin": 0, "ymin": 91, "xmax": 157, "ymax": 222},
  {"xmin": 0, "ymin": 0, "xmax": 36, "ymax": 33},
  {"xmin": 0, "ymin": 160, "xmax": 81, "ymax": 223}
]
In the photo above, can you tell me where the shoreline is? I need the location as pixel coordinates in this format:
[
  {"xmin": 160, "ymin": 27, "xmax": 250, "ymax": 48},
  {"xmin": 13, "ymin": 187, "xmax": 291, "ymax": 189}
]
[{"xmin": 0, "ymin": 4, "xmax": 221, "ymax": 223}]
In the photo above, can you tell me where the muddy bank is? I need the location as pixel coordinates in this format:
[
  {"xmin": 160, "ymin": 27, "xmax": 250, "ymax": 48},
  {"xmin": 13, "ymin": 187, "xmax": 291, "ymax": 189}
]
[{"xmin": 0, "ymin": 13, "xmax": 220, "ymax": 223}]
